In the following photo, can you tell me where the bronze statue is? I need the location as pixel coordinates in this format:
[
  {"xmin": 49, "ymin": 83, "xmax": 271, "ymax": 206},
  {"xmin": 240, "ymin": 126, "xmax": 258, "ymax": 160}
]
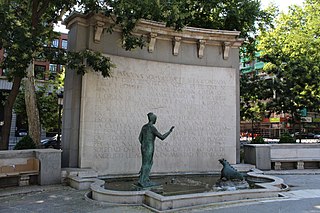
[
  {"xmin": 138, "ymin": 112, "xmax": 174, "ymax": 188},
  {"xmin": 219, "ymin": 158, "xmax": 243, "ymax": 181}
]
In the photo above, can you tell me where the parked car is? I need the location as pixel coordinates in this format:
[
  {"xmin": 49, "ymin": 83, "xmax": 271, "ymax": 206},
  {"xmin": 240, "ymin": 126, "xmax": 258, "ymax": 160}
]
[
  {"xmin": 41, "ymin": 134, "xmax": 61, "ymax": 149},
  {"xmin": 294, "ymin": 132, "xmax": 316, "ymax": 139},
  {"xmin": 313, "ymin": 133, "xmax": 320, "ymax": 139},
  {"xmin": 15, "ymin": 129, "xmax": 28, "ymax": 137}
]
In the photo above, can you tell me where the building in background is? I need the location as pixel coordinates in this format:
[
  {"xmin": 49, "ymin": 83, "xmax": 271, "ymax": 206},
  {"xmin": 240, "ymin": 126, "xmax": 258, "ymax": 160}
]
[
  {"xmin": 240, "ymin": 50, "xmax": 320, "ymax": 139},
  {"xmin": 0, "ymin": 33, "xmax": 67, "ymax": 149},
  {"xmin": 240, "ymin": 51, "xmax": 264, "ymax": 76}
]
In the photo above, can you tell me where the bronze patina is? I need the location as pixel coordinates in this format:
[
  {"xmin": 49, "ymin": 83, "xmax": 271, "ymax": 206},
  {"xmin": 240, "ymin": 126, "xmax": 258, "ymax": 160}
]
[{"xmin": 138, "ymin": 112, "xmax": 174, "ymax": 188}]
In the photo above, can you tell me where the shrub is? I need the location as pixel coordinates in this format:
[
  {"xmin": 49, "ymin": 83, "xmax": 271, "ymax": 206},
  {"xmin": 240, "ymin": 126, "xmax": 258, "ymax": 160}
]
[
  {"xmin": 279, "ymin": 132, "xmax": 295, "ymax": 143},
  {"xmin": 14, "ymin": 135, "xmax": 36, "ymax": 150},
  {"xmin": 251, "ymin": 136, "xmax": 265, "ymax": 144}
]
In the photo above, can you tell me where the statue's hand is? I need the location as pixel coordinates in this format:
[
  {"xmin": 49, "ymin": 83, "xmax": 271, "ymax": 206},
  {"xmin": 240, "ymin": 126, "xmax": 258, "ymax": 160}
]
[{"xmin": 170, "ymin": 126, "xmax": 175, "ymax": 132}]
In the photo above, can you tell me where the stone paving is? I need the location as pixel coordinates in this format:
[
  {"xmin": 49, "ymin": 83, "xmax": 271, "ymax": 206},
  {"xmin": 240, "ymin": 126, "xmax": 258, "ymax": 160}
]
[
  {"xmin": 1, "ymin": 171, "xmax": 320, "ymax": 213},
  {"xmin": 0, "ymin": 185, "xmax": 150, "ymax": 213}
]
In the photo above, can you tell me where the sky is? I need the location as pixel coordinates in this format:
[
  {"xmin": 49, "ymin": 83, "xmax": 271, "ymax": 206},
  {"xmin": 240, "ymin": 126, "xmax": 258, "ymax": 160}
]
[
  {"xmin": 54, "ymin": 0, "xmax": 305, "ymax": 33},
  {"xmin": 260, "ymin": 0, "xmax": 304, "ymax": 12}
]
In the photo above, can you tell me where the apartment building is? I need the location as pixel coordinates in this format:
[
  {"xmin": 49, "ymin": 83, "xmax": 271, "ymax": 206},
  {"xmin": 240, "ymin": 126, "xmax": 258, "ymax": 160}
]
[{"xmin": 0, "ymin": 33, "xmax": 68, "ymax": 148}]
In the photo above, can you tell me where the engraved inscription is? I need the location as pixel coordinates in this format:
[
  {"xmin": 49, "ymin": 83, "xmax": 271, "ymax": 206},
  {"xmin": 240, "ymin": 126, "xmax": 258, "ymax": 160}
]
[{"xmin": 82, "ymin": 56, "xmax": 236, "ymax": 172}]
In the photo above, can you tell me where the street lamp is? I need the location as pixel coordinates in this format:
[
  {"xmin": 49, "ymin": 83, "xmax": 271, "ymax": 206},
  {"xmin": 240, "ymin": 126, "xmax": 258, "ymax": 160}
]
[{"xmin": 57, "ymin": 91, "xmax": 63, "ymax": 149}]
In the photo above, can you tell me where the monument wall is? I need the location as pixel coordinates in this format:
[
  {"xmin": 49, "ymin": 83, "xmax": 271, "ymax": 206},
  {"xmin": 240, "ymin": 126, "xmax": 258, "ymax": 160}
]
[{"xmin": 63, "ymin": 13, "xmax": 242, "ymax": 175}]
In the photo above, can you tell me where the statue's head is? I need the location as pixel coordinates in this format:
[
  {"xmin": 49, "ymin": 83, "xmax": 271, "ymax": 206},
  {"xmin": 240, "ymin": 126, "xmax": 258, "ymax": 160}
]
[
  {"xmin": 218, "ymin": 158, "xmax": 226, "ymax": 165},
  {"xmin": 147, "ymin": 112, "xmax": 157, "ymax": 124}
]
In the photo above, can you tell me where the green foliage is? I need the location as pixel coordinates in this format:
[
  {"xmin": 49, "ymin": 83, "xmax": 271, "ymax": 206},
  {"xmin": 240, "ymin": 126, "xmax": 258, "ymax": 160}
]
[
  {"xmin": 105, "ymin": 0, "xmax": 272, "ymax": 50},
  {"xmin": 0, "ymin": 1, "xmax": 115, "ymax": 148},
  {"xmin": 14, "ymin": 72, "xmax": 65, "ymax": 132},
  {"xmin": 0, "ymin": 90, "xmax": 9, "ymax": 107},
  {"xmin": 66, "ymin": 50, "xmax": 115, "ymax": 77},
  {"xmin": 0, "ymin": 0, "xmax": 271, "ymax": 78},
  {"xmin": 251, "ymin": 136, "xmax": 265, "ymax": 144},
  {"xmin": 0, "ymin": 1, "xmax": 115, "ymax": 81},
  {"xmin": 13, "ymin": 135, "xmax": 36, "ymax": 150},
  {"xmin": 279, "ymin": 132, "xmax": 295, "ymax": 144},
  {"xmin": 113, "ymin": 0, "xmax": 267, "ymax": 34},
  {"xmin": 0, "ymin": 0, "xmax": 275, "ymax": 148},
  {"xmin": 258, "ymin": 0, "xmax": 320, "ymax": 118},
  {"xmin": 37, "ymin": 89, "xmax": 59, "ymax": 133},
  {"xmin": 240, "ymin": 74, "xmax": 273, "ymax": 122}
]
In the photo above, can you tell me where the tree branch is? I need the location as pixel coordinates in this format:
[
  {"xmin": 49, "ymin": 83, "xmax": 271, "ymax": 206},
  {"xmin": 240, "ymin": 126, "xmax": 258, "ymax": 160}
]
[
  {"xmin": 37, "ymin": 0, "xmax": 50, "ymax": 19},
  {"xmin": 31, "ymin": 0, "xmax": 40, "ymax": 28}
]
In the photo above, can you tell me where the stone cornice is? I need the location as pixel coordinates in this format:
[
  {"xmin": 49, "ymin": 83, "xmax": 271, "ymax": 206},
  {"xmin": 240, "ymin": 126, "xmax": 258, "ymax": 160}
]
[{"xmin": 64, "ymin": 13, "xmax": 244, "ymax": 59}]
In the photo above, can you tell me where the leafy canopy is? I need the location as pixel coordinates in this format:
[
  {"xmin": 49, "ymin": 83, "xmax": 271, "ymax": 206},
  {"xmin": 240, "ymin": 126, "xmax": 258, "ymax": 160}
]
[
  {"xmin": 14, "ymin": 72, "xmax": 65, "ymax": 132},
  {"xmin": 240, "ymin": 73, "xmax": 273, "ymax": 122},
  {"xmin": 103, "ymin": 0, "xmax": 272, "ymax": 50},
  {"xmin": 258, "ymin": 0, "xmax": 320, "ymax": 116},
  {"xmin": 0, "ymin": 0, "xmax": 114, "ymax": 80},
  {"xmin": 0, "ymin": 0, "xmax": 271, "ymax": 74}
]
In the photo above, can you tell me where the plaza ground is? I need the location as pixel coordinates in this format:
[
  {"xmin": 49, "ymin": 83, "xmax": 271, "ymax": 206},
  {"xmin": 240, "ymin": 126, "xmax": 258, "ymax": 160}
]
[{"xmin": 1, "ymin": 170, "xmax": 320, "ymax": 213}]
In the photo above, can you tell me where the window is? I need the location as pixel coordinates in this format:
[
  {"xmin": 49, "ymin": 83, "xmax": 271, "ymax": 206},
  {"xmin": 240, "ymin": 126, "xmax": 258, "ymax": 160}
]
[
  {"xmin": 34, "ymin": 65, "xmax": 46, "ymax": 80},
  {"xmin": 61, "ymin": 39, "xmax": 68, "ymax": 49},
  {"xmin": 51, "ymin": 39, "xmax": 59, "ymax": 48},
  {"xmin": 49, "ymin": 64, "xmax": 57, "ymax": 80},
  {"xmin": 49, "ymin": 64, "xmax": 57, "ymax": 73}
]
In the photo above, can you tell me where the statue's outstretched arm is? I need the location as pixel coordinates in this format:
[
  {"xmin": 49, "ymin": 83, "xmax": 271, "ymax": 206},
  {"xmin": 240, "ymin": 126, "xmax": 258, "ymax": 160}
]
[{"xmin": 152, "ymin": 126, "xmax": 174, "ymax": 140}]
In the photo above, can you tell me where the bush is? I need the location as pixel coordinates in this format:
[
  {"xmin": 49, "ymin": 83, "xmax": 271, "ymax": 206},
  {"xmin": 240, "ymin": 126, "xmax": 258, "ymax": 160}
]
[
  {"xmin": 251, "ymin": 136, "xmax": 265, "ymax": 144},
  {"xmin": 279, "ymin": 132, "xmax": 295, "ymax": 143},
  {"xmin": 14, "ymin": 135, "xmax": 36, "ymax": 150}
]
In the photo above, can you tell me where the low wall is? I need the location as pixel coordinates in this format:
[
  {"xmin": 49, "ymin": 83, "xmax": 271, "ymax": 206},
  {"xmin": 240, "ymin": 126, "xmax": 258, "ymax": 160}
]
[
  {"xmin": 0, "ymin": 149, "xmax": 62, "ymax": 185},
  {"xmin": 244, "ymin": 144, "xmax": 320, "ymax": 170}
]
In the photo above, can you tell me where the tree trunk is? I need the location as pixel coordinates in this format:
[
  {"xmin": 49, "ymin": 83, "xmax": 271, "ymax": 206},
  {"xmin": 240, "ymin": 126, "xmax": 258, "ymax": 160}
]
[
  {"xmin": 24, "ymin": 62, "xmax": 41, "ymax": 145},
  {"xmin": 0, "ymin": 77, "xmax": 22, "ymax": 150}
]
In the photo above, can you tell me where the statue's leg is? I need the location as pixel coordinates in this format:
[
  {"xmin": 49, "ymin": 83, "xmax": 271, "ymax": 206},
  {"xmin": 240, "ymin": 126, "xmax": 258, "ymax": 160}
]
[
  {"xmin": 138, "ymin": 165, "xmax": 147, "ymax": 185},
  {"xmin": 138, "ymin": 148, "xmax": 147, "ymax": 186},
  {"xmin": 138, "ymin": 146, "xmax": 156, "ymax": 187},
  {"xmin": 145, "ymin": 163, "xmax": 151, "ymax": 182},
  {"xmin": 139, "ymin": 149, "xmax": 152, "ymax": 186}
]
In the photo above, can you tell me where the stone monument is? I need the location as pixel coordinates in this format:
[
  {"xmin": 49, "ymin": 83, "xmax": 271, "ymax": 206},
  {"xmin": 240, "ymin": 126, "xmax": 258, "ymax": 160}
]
[{"xmin": 62, "ymin": 13, "xmax": 243, "ymax": 176}]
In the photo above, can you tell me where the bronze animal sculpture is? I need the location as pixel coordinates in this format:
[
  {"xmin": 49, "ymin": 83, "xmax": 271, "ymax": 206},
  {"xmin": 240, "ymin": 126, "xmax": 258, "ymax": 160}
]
[{"xmin": 219, "ymin": 158, "xmax": 243, "ymax": 181}]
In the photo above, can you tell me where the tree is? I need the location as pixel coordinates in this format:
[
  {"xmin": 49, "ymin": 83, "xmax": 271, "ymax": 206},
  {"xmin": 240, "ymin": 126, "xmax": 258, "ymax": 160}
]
[
  {"xmin": 104, "ymin": 0, "xmax": 273, "ymax": 50},
  {"xmin": 240, "ymin": 74, "xmax": 273, "ymax": 139},
  {"xmin": 14, "ymin": 72, "xmax": 64, "ymax": 133},
  {"xmin": 0, "ymin": 0, "xmax": 270, "ymax": 149},
  {"xmin": 0, "ymin": 0, "xmax": 113, "ymax": 149},
  {"xmin": 258, "ymin": 0, "xmax": 320, "ymax": 136}
]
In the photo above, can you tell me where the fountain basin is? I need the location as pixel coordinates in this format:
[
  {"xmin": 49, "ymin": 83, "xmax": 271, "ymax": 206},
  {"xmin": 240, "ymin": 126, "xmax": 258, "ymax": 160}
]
[
  {"xmin": 104, "ymin": 174, "xmax": 258, "ymax": 195},
  {"xmin": 68, "ymin": 170, "xmax": 288, "ymax": 212}
]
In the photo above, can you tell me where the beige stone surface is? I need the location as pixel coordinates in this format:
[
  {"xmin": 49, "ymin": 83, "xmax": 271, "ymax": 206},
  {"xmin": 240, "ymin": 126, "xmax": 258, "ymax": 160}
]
[
  {"xmin": 271, "ymin": 144, "xmax": 320, "ymax": 159},
  {"xmin": 78, "ymin": 55, "xmax": 236, "ymax": 175}
]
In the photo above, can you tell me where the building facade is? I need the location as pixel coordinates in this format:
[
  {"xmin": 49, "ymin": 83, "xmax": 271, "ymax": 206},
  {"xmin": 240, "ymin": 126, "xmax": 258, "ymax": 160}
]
[
  {"xmin": 240, "ymin": 50, "xmax": 320, "ymax": 139},
  {"xmin": 0, "ymin": 33, "xmax": 68, "ymax": 149}
]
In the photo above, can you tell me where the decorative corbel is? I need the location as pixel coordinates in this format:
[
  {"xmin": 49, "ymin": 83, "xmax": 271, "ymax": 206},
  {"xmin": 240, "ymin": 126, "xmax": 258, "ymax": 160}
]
[
  {"xmin": 172, "ymin": 37, "xmax": 181, "ymax": 56},
  {"xmin": 94, "ymin": 21, "xmax": 105, "ymax": 43},
  {"xmin": 222, "ymin": 42, "xmax": 231, "ymax": 60},
  {"xmin": 148, "ymin": 33, "xmax": 157, "ymax": 53},
  {"xmin": 198, "ymin": 39, "xmax": 206, "ymax": 59}
]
